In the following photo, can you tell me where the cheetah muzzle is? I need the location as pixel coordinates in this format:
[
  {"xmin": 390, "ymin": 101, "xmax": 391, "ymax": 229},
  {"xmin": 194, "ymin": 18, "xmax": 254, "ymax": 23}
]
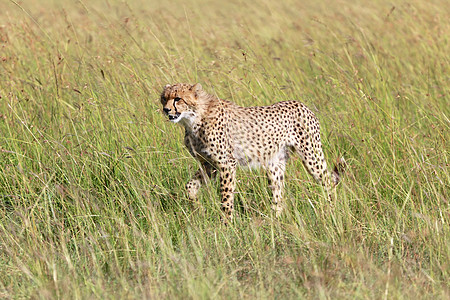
[
  {"xmin": 160, "ymin": 83, "xmax": 345, "ymax": 224},
  {"xmin": 167, "ymin": 112, "xmax": 181, "ymax": 121}
]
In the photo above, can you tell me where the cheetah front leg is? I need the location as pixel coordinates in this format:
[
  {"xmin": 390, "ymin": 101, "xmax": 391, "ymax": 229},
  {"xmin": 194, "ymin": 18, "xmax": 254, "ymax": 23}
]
[
  {"xmin": 186, "ymin": 162, "xmax": 216, "ymax": 201},
  {"xmin": 218, "ymin": 160, "xmax": 237, "ymax": 224},
  {"xmin": 267, "ymin": 160, "xmax": 287, "ymax": 217}
]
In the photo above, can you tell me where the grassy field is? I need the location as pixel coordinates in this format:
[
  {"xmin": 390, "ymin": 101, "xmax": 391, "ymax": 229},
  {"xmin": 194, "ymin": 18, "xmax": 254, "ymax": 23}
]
[{"xmin": 0, "ymin": 0, "xmax": 448, "ymax": 298}]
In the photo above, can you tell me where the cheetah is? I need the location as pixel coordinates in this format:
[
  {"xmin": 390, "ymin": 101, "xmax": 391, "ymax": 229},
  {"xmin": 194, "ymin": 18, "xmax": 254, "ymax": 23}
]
[{"xmin": 160, "ymin": 83, "xmax": 345, "ymax": 223}]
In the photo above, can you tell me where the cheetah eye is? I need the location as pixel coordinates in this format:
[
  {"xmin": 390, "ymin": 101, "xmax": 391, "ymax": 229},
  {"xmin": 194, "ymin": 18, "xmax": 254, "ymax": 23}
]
[{"xmin": 174, "ymin": 97, "xmax": 182, "ymax": 102}]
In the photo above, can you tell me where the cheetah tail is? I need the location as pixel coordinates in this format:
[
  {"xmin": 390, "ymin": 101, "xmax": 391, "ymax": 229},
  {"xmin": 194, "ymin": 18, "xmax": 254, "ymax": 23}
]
[{"xmin": 331, "ymin": 157, "xmax": 347, "ymax": 187}]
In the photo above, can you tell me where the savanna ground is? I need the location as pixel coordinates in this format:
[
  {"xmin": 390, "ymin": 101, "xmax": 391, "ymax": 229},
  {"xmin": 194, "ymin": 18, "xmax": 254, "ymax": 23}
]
[{"xmin": 0, "ymin": 0, "xmax": 448, "ymax": 298}]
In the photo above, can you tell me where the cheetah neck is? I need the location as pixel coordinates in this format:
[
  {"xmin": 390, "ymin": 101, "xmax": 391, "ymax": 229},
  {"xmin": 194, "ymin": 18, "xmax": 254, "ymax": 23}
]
[
  {"xmin": 177, "ymin": 111, "xmax": 199, "ymax": 131},
  {"xmin": 180, "ymin": 95, "xmax": 215, "ymax": 132}
]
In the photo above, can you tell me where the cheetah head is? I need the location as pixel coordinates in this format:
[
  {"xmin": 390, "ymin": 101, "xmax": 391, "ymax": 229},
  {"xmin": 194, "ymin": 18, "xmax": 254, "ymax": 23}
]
[{"xmin": 160, "ymin": 83, "xmax": 203, "ymax": 124}]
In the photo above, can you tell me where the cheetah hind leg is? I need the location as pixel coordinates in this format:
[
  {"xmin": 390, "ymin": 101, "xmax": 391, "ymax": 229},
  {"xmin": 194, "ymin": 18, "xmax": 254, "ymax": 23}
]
[
  {"xmin": 292, "ymin": 131, "xmax": 334, "ymax": 200},
  {"xmin": 297, "ymin": 149, "xmax": 347, "ymax": 204},
  {"xmin": 267, "ymin": 159, "xmax": 287, "ymax": 217}
]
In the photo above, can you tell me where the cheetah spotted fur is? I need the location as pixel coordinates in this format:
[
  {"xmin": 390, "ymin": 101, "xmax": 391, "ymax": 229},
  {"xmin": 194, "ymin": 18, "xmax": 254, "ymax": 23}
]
[{"xmin": 160, "ymin": 83, "xmax": 344, "ymax": 223}]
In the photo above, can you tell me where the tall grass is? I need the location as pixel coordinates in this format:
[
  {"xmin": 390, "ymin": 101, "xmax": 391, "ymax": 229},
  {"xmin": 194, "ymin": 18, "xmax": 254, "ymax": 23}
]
[{"xmin": 0, "ymin": 0, "xmax": 448, "ymax": 298}]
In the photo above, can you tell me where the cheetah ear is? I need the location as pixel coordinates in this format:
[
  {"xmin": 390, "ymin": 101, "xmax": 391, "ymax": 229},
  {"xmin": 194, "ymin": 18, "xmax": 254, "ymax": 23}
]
[
  {"xmin": 164, "ymin": 84, "xmax": 171, "ymax": 90},
  {"xmin": 192, "ymin": 83, "xmax": 202, "ymax": 92},
  {"xmin": 186, "ymin": 83, "xmax": 202, "ymax": 99},
  {"xmin": 191, "ymin": 83, "xmax": 203, "ymax": 99}
]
